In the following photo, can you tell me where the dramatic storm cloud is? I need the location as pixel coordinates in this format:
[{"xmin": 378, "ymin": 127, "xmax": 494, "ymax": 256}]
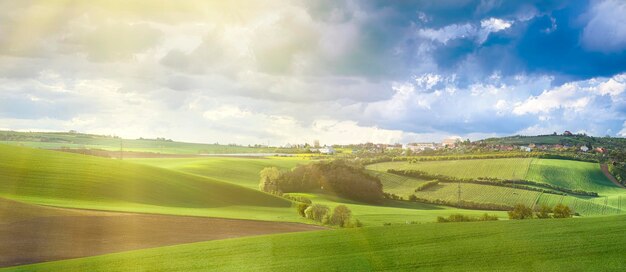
[{"xmin": 1, "ymin": 0, "xmax": 626, "ymax": 145}]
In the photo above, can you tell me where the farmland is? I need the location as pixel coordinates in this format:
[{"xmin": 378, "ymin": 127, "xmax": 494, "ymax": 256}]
[
  {"xmin": 367, "ymin": 158, "xmax": 533, "ymax": 180},
  {"xmin": 368, "ymin": 158, "xmax": 619, "ymax": 195},
  {"xmin": 129, "ymin": 157, "xmax": 314, "ymax": 189},
  {"xmin": 0, "ymin": 131, "xmax": 297, "ymax": 155},
  {"xmin": 2, "ymin": 142, "xmax": 626, "ymax": 270},
  {"xmin": 369, "ymin": 158, "xmax": 626, "ymax": 216},
  {"xmin": 0, "ymin": 198, "xmax": 323, "ymax": 267},
  {"xmin": 0, "ymin": 144, "xmax": 303, "ymax": 222},
  {"xmin": 5, "ymin": 214, "xmax": 626, "ymax": 272}
]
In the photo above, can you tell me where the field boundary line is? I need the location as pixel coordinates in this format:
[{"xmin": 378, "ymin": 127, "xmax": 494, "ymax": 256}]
[{"xmin": 600, "ymin": 164, "xmax": 626, "ymax": 189}]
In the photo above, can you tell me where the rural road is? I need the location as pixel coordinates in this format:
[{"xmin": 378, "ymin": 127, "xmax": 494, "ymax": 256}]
[{"xmin": 600, "ymin": 164, "xmax": 626, "ymax": 189}]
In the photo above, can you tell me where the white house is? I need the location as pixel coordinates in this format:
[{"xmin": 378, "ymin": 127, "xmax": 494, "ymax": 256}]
[
  {"xmin": 520, "ymin": 146, "xmax": 532, "ymax": 152},
  {"xmin": 406, "ymin": 143, "xmax": 437, "ymax": 152},
  {"xmin": 319, "ymin": 146, "xmax": 336, "ymax": 155},
  {"xmin": 580, "ymin": 146, "xmax": 589, "ymax": 152}
]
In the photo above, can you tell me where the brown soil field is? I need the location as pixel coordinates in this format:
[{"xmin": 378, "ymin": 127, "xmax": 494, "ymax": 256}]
[{"xmin": 0, "ymin": 198, "xmax": 325, "ymax": 268}]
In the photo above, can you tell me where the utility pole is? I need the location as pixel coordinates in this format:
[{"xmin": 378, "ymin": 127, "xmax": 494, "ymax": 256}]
[{"xmin": 457, "ymin": 180, "xmax": 462, "ymax": 207}]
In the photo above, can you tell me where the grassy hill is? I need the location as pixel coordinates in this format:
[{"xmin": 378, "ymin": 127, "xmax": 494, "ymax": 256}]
[
  {"xmin": 129, "ymin": 157, "xmax": 314, "ymax": 189},
  {"xmin": 6, "ymin": 214, "xmax": 626, "ymax": 271},
  {"xmin": 284, "ymin": 193, "xmax": 508, "ymax": 226},
  {"xmin": 368, "ymin": 158, "xmax": 621, "ymax": 195},
  {"xmin": 480, "ymin": 134, "xmax": 626, "ymax": 148},
  {"xmin": 0, "ymin": 131, "xmax": 294, "ymax": 155},
  {"xmin": 0, "ymin": 144, "xmax": 302, "ymax": 222},
  {"xmin": 368, "ymin": 158, "xmax": 626, "ymax": 216}
]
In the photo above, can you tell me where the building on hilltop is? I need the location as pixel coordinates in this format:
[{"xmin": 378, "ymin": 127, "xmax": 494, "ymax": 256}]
[
  {"xmin": 563, "ymin": 131, "xmax": 573, "ymax": 136},
  {"xmin": 442, "ymin": 137, "xmax": 461, "ymax": 147},
  {"xmin": 406, "ymin": 143, "xmax": 437, "ymax": 152}
]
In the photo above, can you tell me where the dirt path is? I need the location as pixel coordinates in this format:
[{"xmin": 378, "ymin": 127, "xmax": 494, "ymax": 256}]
[
  {"xmin": 600, "ymin": 164, "xmax": 626, "ymax": 189},
  {"xmin": 0, "ymin": 199, "xmax": 325, "ymax": 268}
]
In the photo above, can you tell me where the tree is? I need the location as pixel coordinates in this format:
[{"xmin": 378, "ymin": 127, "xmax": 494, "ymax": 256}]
[
  {"xmin": 508, "ymin": 204, "xmax": 533, "ymax": 219},
  {"xmin": 304, "ymin": 204, "xmax": 330, "ymax": 222},
  {"xmin": 330, "ymin": 205, "xmax": 352, "ymax": 227},
  {"xmin": 535, "ymin": 205, "xmax": 553, "ymax": 219},
  {"xmin": 259, "ymin": 167, "xmax": 281, "ymax": 193},
  {"xmin": 296, "ymin": 203, "xmax": 310, "ymax": 217},
  {"xmin": 553, "ymin": 204, "xmax": 573, "ymax": 218},
  {"xmin": 408, "ymin": 194, "xmax": 418, "ymax": 202}
]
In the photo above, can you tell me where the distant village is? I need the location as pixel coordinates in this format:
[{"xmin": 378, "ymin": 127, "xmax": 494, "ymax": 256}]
[{"xmin": 285, "ymin": 130, "xmax": 608, "ymax": 156}]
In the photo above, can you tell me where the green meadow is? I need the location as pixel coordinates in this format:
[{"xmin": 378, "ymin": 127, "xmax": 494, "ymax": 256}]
[
  {"xmin": 368, "ymin": 158, "xmax": 620, "ymax": 195},
  {"xmin": 6, "ymin": 215, "xmax": 626, "ymax": 272},
  {"xmin": 0, "ymin": 144, "xmax": 303, "ymax": 222},
  {"xmin": 129, "ymin": 156, "xmax": 314, "ymax": 189}
]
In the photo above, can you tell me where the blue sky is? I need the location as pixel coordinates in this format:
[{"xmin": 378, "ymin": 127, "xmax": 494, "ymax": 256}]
[{"xmin": 1, "ymin": 0, "xmax": 626, "ymax": 145}]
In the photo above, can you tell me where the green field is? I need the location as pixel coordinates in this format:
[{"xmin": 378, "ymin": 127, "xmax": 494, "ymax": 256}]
[
  {"xmin": 129, "ymin": 157, "xmax": 314, "ymax": 189},
  {"xmin": 6, "ymin": 214, "xmax": 626, "ymax": 272},
  {"xmin": 0, "ymin": 144, "xmax": 509, "ymax": 225},
  {"xmin": 366, "ymin": 171, "xmax": 431, "ymax": 196},
  {"xmin": 368, "ymin": 158, "xmax": 621, "ymax": 195},
  {"xmin": 1, "ymin": 131, "xmax": 292, "ymax": 155},
  {"xmin": 369, "ymin": 158, "xmax": 626, "ymax": 216},
  {"xmin": 526, "ymin": 159, "xmax": 624, "ymax": 195},
  {"xmin": 367, "ymin": 158, "xmax": 533, "ymax": 180},
  {"xmin": 285, "ymin": 193, "xmax": 508, "ymax": 226},
  {"xmin": 0, "ymin": 144, "xmax": 304, "ymax": 222}
]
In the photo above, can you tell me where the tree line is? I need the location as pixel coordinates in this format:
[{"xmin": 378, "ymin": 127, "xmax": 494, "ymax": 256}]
[{"xmin": 387, "ymin": 169, "xmax": 598, "ymax": 197}]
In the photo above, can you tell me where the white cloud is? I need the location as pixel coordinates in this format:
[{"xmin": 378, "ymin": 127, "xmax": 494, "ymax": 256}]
[
  {"xmin": 418, "ymin": 17, "xmax": 512, "ymax": 45},
  {"xmin": 596, "ymin": 75, "xmax": 626, "ymax": 97},
  {"xmin": 417, "ymin": 23, "xmax": 476, "ymax": 44},
  {"xmin": 581, "ymin": 0, "xmax": 626, "ymax": 53},
  {"xmin": 513, "ymin": 79, "xmax": 600, "ymax": 115},
  {"xmin": 513, "ymin": 86, "xmax": 588, "ymax": 115}
]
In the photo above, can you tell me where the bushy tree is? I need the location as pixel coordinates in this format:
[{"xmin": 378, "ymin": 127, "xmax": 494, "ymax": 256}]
[
  {"xmin": 330, "ymin": 205, "xmax": 352, "ymax": 227},
  {"xmin": 296, "ymin": 203, "xmax": 310, "ymax": 217},
  {"xmin": 508, "ymin": 204, "xmax": 533, "ymax": 219},
  {"xmin": 535, "ymin": 205, "xmax": 553, "ymax": 219},
  {"xmin": 552, "ymin": 204, "xmax": 573, "ymax": 218},
  {"xmin": 304, "ymin": 204, "xmax": 329, "ymax": 222},
  {"xmin": 259, "ymin": 167, "xmax": 281, "ymax": 193},
  {"xmin": 408, "ymin": 194, "xmax": 418, "ymax": 202}
]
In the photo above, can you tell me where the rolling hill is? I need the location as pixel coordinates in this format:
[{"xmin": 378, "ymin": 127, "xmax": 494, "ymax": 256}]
[
  {"xmin": 0, "ymin": 144, "xmax": 301, "ymax": 222},
  {"xmin": 5, "ymin": 214, "xmax": 626, "ymax": 271}
]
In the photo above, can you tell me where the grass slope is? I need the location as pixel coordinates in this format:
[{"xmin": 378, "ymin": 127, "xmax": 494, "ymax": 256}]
[
  {"xmin": 369, "ymin": 158, "xmax": 626, "ymax": 215},
  {"xmin": 6, "ymin": 215, "xmax": 626, "ymax": 272},
  {"xmin": 285, "ymin": 193, "xmax": 508, "ymax": 226},
  {"xmin": 0, "ymin": 144, "xmax": 302, "ymax": 222},
  {"xmin": 526, "ymin": 159, "xmax": 624, "ymax": 195},
  {"xmin": 367, "ymin": 158, "xmax": 533, "ymax": 180},
  {"xmin": 129, "ymin": 157, "xmax": 313, "ymax": 189},
  {"xmin": 1, "ymin": 131, "xmax": 285, "ymax": 154}
]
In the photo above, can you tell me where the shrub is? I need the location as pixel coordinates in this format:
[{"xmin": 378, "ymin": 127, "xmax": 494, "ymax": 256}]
[
  {"xmin": 553, "ymin": 204, "xmax": 573, "ymax": 218},
  {"xmin": 408, "ymin": 194, "xmax": 418, "ymax": 202},
  {"xmin": 304, "ymin": 204, "xmax": 330, "ymax": 222},
  {"xmin": 330, "ymin": 205, "xmax": 352, "ymax": 227},
  {"xmin": 437, "ymin": 213, "xmax": 498, "ymax": 223},
  {"xmin": 479, "ymin": 213, "xmax": 499, "ymax": 221},
  {"xmin": 535, "ymin": 205, "xmax": 552, "ymax": 219},
  {"xmin": 508, "ymin": 204, "xmax": 533, "ymax": 219},
  {"xmin": 354, "ymin": 219, "xmax": 364, "ymax": 227},
  {"xmin": 296, "ymin": 203, "xmax": 310, "ymax": 217},
  {"xmin": 415, "ymin": 180, "xmax": 439, "ymax": 191}
]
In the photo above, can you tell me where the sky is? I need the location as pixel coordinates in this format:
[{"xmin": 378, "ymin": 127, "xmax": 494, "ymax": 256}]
[{"xmin": 1, "ymin": 0, "xmax": 626, "ymax": 145}]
